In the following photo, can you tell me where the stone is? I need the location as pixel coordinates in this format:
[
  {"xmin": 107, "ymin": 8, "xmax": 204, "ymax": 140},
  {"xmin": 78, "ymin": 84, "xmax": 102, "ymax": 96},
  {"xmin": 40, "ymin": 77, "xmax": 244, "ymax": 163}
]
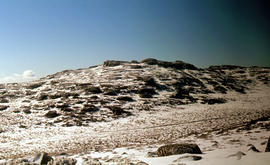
[
  {"xmin": 33, "ymin": 152, "xmax": 53, "ymax": 165},
  {"xmin": 48, "ymin": 157, "xmax": 77, "ymax": 165},
  {"xmin": 157, "ymin": 143, "xmax": 202, "ymax": 157},
  {"xmin": 0, "ymin": 105, "xmax": 9, "ymax": 111},
  {"xmin": 45, "ymin": 111, "xmax": 60, "ymax": 118},
  {"xmin": 248, "ymin": 144, "xmax": 260, "ymax": 152}
]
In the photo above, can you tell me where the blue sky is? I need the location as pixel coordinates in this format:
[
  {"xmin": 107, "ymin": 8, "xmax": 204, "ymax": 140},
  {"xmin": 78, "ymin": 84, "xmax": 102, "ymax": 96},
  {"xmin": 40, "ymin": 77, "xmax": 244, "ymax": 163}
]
[{"xmin": 0, "ymin": 0, "xmax": 269, "ymax": 82}]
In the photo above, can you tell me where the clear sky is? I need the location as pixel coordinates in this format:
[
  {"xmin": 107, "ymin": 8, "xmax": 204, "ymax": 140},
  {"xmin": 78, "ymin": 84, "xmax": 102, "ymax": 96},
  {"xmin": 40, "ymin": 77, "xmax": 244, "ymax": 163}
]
[{"xmin": 0, "ymin": 0, "xmax": 269, "ymax": 82}]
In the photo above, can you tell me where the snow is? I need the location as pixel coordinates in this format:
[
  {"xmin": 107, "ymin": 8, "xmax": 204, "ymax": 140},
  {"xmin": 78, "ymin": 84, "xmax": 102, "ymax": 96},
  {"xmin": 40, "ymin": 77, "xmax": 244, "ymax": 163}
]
[{"xmin": 0, "ymin": 62, "xmax": 269, "ymax": 164}]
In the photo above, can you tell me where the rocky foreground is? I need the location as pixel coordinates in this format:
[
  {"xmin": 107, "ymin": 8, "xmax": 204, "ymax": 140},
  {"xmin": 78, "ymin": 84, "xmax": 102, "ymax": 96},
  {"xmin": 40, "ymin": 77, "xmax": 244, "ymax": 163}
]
[{"xmin": 0, "ymin": 58, "xmax": 269, "ymax": 164}]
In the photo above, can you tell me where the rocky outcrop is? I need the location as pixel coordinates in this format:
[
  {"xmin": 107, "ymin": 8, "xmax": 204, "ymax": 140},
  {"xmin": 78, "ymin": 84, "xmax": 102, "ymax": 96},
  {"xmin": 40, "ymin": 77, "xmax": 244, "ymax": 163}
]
[{"xmin": 141, "ymin": 58, "xmax": 198, "ymax": 70}]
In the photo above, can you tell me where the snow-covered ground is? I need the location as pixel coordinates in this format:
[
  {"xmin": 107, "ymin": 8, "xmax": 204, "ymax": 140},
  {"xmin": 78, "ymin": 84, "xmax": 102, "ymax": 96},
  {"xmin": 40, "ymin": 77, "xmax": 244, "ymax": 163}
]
[{"xmin": 0, "ymin": 60, "xmax": 269, "ymax": 164}]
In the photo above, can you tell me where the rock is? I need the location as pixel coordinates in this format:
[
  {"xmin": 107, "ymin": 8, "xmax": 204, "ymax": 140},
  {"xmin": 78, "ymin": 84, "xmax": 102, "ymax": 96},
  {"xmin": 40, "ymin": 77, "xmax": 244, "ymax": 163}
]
[
  {"xmin": 85, "ymin": 86, "xmax": 102, "ymax": 94},
  {"xmin": 141, "ymin": 58, "xmax": 198, "ymax": 70},
  {"xmin": 81, "ymin": 158, "xmax": 102, "ymax": 165},
  {"xmin": 103, "ymin": 60, "xmax": 128, "ymax": 67},
  {"xmin": 136, "ymin": 161, "xmax": 149, "ymax": 165},
  {"xmin": 214, "ymin": 85, "xmax": 227, "ymax": 94},
  {"xmin": 117, "ymin": 96, "xmax": 134, "ymax": 102},
  {"xmin": 33, "ymin": 152, "xmax": 53, "ymax": 165},
  {"xmin": 45, "ymin": 111, "xmax": 60, "ymax": 118},
  {"xmin": 26, "ymin": 82, "xmax": 44, "ymax": 89},
  {"xmin": 147, "ymin": 151, "xmax": 158, "ymax": 157},
  {"xmin": 201, "ymin": 98, "xmax": 227, "ymax": 105},
  {"xmin": 80, "ymin": 105, "xmax": 99, "ymax": 114},
  {"xmin": 141, "ymin": 58, "xmax": 159, "ymax": 65},
  {"xmin": 0, "ymin": 98, "xmax": 9, "ymax": 103},
  {"xmin": 37, "ymin": 93, "xmax": 48, "ymax": 101},
  {"xmin": 265, "ymin": 136, "xmax": 270, "ymax": 152},
  {"xmin": 157, "ymin": 143, "xmax": 202, "ymax": 157},
  {"xmin": 0, "ymin": 105, "xmax": 9, "ymax": 111},
  {"xmin": 3, "ymin": 158, "xmax": 34, "ymax": 165},
  {"xmin": 227, "ymin": 151, "xmax": 246, "ymax": 160},
  {"xmin": 138, "ymin": 88, "xmax": 157, "ymax": 98},
  {"xmin": 107, "ymin": 106, "xmax": 131, "ymax": 116},
  {"xmin": 248, "ymin": 144, "xmax": 260, "ymax": 152},
  {"xmin": 48, "ymin": 157, "xmax": 77, "ymax": 165},
  {"xmin": 104, "ymin": 89, "xmax": 118, "ymax": 96},
  {"xmin": 23, "ymin": 109, "xmax": 32, "ymax": 114}
]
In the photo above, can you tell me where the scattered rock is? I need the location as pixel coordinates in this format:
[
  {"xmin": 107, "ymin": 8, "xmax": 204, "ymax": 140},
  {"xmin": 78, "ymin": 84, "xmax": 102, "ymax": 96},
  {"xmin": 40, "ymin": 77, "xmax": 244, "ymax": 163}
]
[
  {"xmin": 45, "ymin": 111, "xmax": 60, "ymax": 118},
  {"xmin": 157, "ymin": 143, "xmax": 202, "ymax": 157}
]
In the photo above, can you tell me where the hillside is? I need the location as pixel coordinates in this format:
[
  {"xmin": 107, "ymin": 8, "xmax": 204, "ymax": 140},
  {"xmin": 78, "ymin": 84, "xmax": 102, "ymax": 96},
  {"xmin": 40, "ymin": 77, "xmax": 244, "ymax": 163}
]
[{"xmin": 0, "ymin": 59, "xmax": 270, "ymax": 164}]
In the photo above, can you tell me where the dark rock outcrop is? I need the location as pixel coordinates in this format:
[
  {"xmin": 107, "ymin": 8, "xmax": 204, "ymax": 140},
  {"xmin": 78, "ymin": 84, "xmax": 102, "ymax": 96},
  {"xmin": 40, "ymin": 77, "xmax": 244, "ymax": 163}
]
[
  {"xmin": 141, "ymin": 58, "xmax": 198, "ymax": 70},
  {"xmin": 103, "ymin": 60, "xmax": 128, "ymax": 67}
]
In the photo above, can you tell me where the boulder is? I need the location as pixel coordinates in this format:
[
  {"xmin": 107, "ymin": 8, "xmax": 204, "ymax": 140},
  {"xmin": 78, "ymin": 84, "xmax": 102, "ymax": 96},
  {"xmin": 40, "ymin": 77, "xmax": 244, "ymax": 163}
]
[
  {"xmin": 45, "ymin": 111, "xmax": 60, "ymax": 118},
  {"xmin": 33, "ymin": 152, "xmax": 53, "ymax": 165},
  {"xmin": 157, "ymin": 143, "xmax": 202, "ymax": 157}
]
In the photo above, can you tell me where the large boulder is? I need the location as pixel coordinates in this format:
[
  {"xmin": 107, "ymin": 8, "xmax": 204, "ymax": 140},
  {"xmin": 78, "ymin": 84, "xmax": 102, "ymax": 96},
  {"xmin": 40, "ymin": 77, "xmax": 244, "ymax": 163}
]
[{"xmin": 157, "ymin": 143, "xmax": 202, "ymax": 157}]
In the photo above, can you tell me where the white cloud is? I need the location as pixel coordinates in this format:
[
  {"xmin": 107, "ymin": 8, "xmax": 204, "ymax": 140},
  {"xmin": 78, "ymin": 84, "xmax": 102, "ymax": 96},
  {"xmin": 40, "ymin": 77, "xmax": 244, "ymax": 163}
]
[
  {"xmin": 0, "ymin": 70, "xmax": 37, "ymax": 83},
  {"xmin": 23, "ymin": 70, "xmax": 35, "ymax": 78}
]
